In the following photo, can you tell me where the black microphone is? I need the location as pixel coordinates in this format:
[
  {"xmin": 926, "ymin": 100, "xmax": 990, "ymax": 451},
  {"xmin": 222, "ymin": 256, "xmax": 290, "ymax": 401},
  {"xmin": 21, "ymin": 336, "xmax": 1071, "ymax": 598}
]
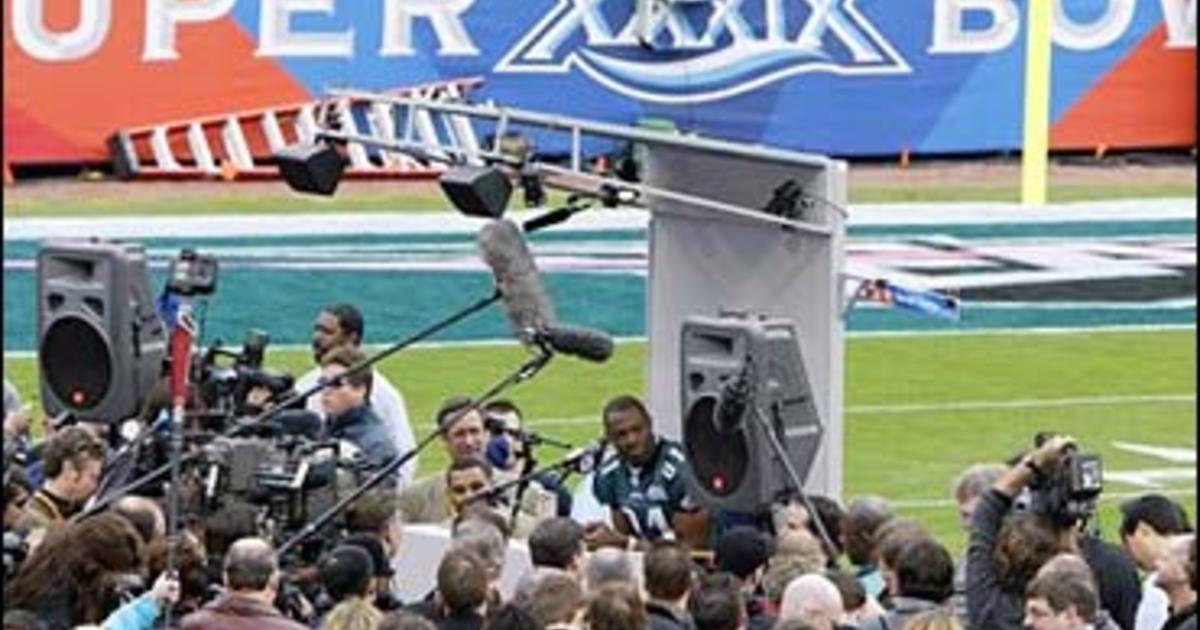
[
  {"xmin": 482, "ymin": 416, "xmax": 573, "ymax": 449},
  {"xmin": 477, "ymin": 219, "xmax": 556, "ymax": 345},
  {"xmin": 715, "ymin": 363, "xmax": 752, "ymax": 433},
  {"xmin": 522, "ymin": 205, "xmax": 587, "ymax": 233},
  {"xmin": 563, "ymin": 437, "xmax": 608, "ymax": 474},
  {"xmin": 534, "ymin": 324, "xmax": 614, "ymax": 363}
]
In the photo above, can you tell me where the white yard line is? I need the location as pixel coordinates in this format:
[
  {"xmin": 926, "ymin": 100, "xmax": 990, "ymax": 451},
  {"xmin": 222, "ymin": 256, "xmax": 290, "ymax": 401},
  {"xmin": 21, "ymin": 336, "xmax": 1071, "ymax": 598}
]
[
  {"xmin": 399, "ymin": 392, "xmax": 1196, "ymax": 431},
  {"xmin": 4, "ymin": 323, "xmax": 1193, "ymax": 360},
  {"xmin": 5, "ymin": 198, "xmax": 1194, "ymax": 240}
]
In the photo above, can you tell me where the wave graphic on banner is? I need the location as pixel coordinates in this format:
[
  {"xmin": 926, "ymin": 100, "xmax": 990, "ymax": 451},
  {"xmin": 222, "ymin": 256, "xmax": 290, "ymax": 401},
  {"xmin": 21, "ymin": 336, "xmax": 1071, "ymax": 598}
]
[{"xmin": 497, "ymin": 0, "xmax": 910, "ymax": 103}]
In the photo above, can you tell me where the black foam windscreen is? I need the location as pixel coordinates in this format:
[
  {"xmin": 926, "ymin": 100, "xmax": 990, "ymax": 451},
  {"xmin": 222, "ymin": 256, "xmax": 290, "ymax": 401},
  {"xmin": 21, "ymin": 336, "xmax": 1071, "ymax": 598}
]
[
  {"xmin": 440, "ymin": 166, "xmax": 512, "ymax": 218},
  {"xmin": 275, "ymin": 142, "xmax": 345, "ymax": 196}
]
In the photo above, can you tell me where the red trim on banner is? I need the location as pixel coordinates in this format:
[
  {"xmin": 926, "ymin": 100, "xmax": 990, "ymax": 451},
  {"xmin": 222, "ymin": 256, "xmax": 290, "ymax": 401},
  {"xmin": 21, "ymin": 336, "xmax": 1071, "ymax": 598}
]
[
  {"xmin": 4, "ymin": 102, "xmax": 88, "ymax": 161},
  {"xmin": 1052, "ymin": 25, "xmax": 1197, "ymax": 150}
]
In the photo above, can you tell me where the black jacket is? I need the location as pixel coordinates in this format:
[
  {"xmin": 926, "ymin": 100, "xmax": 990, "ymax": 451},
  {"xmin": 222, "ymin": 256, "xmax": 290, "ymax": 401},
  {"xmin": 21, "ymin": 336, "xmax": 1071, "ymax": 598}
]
[
  {"xmin": 857, "ymin": 597, "xmax": 944, "ymax": 630},
  {"xmin": 965, "ymin": 489, "xmax": 1025, "ymax": 630},
  {"xmin": 1078, "ymin": 534, "xmax": 1142, "ymax": 630},
  {"xmin": 438, "ymin": 611, "xmax": 485, "ymax": 630},
  {"xmin": 1162, "ymin": 603, "xmax": 1198, "ymax": 630},
  {"xmin": 647, "ymin": 600, "xmax": 694, "ymax": 630}
]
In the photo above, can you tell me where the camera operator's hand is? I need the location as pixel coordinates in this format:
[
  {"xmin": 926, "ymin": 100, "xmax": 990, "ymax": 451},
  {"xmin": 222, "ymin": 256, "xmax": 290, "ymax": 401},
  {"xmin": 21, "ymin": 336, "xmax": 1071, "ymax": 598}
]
[
  {"xmin": 995, "ymin": 435, "xmax": 1077, "ymax": 498},
  {"xmin": 150, "ymin": 571, "xmax": 181, "ymax": 607},
  {"xmin": 1027, "ymin": 435, "xmax": 1076, "ymax": 473}
]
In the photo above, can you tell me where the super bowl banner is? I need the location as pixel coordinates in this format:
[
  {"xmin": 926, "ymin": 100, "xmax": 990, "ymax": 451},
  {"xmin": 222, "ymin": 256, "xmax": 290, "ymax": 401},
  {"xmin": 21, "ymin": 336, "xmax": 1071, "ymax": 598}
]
[{"xmin": 4, "ymin": 0, "xmax": 1195, "ymax": 166}]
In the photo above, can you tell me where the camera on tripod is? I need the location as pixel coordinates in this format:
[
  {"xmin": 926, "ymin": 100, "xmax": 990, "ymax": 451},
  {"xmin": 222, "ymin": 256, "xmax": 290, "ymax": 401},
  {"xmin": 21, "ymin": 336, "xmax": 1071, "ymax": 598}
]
[
  {"xmin": 1025, "ymin": 433, "xmax": 1104, "ymax": 527},
  {"xmin": 195, "ymin": 329, "xmax": 296, "ymax": 418}
]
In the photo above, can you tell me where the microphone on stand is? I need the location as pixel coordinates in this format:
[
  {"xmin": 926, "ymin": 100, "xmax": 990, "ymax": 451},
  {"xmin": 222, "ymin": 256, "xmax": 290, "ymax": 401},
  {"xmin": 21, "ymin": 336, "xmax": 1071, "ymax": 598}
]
[
  {"xmin": 477, "ymin": 219, "xmax": 616, "ymax": 363},
  {"xmin": 462, "ymin": 436, "xmax": 608, "ymax": 506},
  {"xmin": 483, "ymin": 416, "xmax": 573, "ymax": 449},
  {"xmin": 532, "ymin": 325, "xmax": 614, "ymax": 363}
]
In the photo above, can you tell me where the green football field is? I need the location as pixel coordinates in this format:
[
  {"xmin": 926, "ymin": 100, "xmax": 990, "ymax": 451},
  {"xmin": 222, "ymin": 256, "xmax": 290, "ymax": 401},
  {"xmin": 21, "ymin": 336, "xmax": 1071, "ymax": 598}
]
[{"xmin": 5, "ymin": 327, "xmax": 1194, "ymax": 553}]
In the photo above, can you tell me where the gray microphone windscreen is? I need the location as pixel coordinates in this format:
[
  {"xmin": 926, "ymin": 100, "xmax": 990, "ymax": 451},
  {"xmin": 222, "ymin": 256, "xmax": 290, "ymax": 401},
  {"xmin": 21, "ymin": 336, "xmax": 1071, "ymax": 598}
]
[{"xmin": 477, "ymin": 219, "xmax": 556, "ymax": 343}]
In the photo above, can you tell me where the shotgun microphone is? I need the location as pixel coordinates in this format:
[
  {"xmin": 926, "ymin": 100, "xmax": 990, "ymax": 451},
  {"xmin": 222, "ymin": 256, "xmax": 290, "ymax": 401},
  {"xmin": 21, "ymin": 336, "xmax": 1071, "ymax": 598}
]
[{"xmin": 477, "ymin": 219, "xmax": 556, "ymax": 346}]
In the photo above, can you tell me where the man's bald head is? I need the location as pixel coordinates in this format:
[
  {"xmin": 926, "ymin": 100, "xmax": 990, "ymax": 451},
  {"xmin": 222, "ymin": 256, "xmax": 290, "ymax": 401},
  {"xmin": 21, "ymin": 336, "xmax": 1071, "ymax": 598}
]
[
  {"xmin": 111, "ymin": 495, "xmax": 166, "ymax": 544},
  {"xmin": 224, "ymin": 537, "xmax": 278, "ymax": 592}
]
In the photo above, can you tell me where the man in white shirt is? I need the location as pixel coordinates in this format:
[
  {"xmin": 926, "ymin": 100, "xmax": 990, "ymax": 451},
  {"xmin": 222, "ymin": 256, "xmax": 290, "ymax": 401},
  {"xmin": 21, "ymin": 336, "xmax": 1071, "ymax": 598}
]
[
  {"xmin": 294, "ymin": 303, "xmax": 417, "ymax": 486},
  {"xmin": 1120, "ymin": 494, "xmax": 1194, "ymax": 630}
]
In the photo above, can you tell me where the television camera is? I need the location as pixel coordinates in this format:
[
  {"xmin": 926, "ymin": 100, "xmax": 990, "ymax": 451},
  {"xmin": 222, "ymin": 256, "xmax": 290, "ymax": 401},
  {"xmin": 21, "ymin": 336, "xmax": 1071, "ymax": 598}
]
[{"xmin": 1022, "ymin": 432, "xmax": 1104, "ymax": 528}]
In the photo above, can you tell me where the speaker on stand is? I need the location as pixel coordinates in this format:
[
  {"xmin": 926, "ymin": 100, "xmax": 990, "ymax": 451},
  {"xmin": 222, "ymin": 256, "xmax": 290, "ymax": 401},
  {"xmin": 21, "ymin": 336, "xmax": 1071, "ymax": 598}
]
[
  {"xmin": 680, "ymin": 314, "xmax": 824, "ymax": 515},
  {"xmin": 37, "ymin": 240, "xmax": 166, "ymax": 424}
]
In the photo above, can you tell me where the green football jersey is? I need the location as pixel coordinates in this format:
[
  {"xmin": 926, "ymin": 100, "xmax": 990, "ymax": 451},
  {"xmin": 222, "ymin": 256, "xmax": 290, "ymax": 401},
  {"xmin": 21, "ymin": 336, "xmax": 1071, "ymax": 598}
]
[{"xmin": 592, "ymin": 437, "xmax": 695, "ymax": 540}]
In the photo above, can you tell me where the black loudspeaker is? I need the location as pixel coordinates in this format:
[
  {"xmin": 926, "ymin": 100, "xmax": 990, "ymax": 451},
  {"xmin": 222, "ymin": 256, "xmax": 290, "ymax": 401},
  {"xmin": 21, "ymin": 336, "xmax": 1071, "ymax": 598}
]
[
  {"xmin": 275, "ymin": 142, "xmax": 345, "ymax": 196},
  {"xmin": 37, "ymin": 240, "xmax": 166, "ymax": 423},
  {"xmin": 680, "ymin": 315, "xmax": 824, "ymax": 514},
  {"xmin": 439, "ymin": 166, "xmax": 512, "ymax": 218}
]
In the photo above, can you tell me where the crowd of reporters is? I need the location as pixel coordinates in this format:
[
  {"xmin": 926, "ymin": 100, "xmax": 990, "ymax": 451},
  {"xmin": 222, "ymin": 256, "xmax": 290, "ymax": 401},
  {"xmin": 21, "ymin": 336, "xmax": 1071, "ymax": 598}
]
[{"xmin": 1, "ymin": 307, "xmax": 1194, "ymax": 630}]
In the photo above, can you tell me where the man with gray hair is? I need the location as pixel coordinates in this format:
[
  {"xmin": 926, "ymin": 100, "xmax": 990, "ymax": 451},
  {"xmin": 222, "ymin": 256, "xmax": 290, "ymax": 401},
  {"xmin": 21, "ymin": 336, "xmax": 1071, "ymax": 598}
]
[
  {"xmin": 779, "ymin": 574, "xmax": 844, "ymax": 630},
  {"xmin": 180, "ymin": 537, "xmax": 307, "ymax": 629},
  {"xmin": 949, "ymin": 462, "xmax": 1005, "ymax": 618},
  {"xmin": 585, "ymin": 547, "xmax": 637, "ymax": 591},
  {"xmin": 451, "ymin": 514, "xmax": 509, "ymax": 586},
  {"xmin": 409, "ymin": 512, "xmax": 510, "ymax": 623}
]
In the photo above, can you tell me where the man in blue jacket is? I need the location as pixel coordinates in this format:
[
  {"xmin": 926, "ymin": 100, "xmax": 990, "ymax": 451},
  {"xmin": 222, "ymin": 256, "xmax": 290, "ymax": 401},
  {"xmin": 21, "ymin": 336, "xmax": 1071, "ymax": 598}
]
[{"xmin": 320, "ymin": 345, "xmax": 399, "ymax": 486}]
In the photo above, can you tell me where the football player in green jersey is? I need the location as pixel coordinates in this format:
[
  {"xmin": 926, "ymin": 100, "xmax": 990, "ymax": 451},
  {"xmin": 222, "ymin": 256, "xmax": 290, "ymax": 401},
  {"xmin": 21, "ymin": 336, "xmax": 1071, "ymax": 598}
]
[{"xmin": 584, "ymin": 395, "xmax": 710, "ymax": 551}]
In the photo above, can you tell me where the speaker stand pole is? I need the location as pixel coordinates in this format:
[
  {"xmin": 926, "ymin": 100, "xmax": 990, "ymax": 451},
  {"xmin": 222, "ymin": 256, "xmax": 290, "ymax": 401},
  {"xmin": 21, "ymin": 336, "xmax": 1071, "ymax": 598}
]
[{"xmin": 751, "ymin": 402, "xmax": 839, "ymax": 568}]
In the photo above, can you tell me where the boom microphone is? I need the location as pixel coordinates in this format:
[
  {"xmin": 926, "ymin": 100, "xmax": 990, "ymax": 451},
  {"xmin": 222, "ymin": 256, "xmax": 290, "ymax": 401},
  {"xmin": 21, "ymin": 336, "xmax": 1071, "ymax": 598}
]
[
  {"xmin": 477, "ymin": 219, "xmax": 556, "ymax": 344},
  {"xmin": 534, "ymin": 324, "xmax": 614, "ymax": 363}
]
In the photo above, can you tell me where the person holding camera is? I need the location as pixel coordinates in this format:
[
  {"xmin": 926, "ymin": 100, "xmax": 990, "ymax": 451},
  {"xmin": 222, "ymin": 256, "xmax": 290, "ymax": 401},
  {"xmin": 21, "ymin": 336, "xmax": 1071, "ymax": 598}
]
[
  {"xmin": 966, "ymin": 435, "xmax": 1142, "ymax": 629},
  {"xmin": 967, "ymin": 435, "xmax": 1076, "ymax": 629}
]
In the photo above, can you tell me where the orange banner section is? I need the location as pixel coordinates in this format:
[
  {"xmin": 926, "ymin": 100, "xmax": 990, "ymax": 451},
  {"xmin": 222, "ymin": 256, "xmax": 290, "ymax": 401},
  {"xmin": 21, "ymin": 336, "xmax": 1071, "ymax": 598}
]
[
  {"xmin": 3, "ymin": 4, "xmax": 308, "ymax": 163},
  {"xmin": 1052, "ymin": 25, "xmax": 1197, "ymax": 150}
]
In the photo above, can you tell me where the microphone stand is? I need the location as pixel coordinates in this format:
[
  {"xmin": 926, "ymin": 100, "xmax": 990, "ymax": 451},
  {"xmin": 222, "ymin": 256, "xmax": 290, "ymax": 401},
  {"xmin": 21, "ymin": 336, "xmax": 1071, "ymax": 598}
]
[
  {"xmin": 464, "ymin": 441, "xmax": 600, "ymax": 520},
  {"xmin": 750, "ymin": 401, "xmax": 840, "ymax": 569},
  {"xmin": 276, "ymin": 348, "xmax": 554, "ymax": 557},
  {"xmin": 508, "ymin": 433, "xmax": 538, "ymax": 528},
  {"xmin": 75, "ymin": 289, "xmax": 502, "ymax": 521}
]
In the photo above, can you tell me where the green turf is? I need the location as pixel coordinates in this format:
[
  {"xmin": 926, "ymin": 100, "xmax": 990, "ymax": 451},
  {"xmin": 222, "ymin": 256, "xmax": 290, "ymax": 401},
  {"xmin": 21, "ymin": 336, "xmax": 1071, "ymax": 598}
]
[
  {"xmin": 5, "ymin": 181, "xmax": 1193, "ymax": 217},
  {"xmin": 4, "ymin": 328, "xmax": 1194, "ymax": 552}
]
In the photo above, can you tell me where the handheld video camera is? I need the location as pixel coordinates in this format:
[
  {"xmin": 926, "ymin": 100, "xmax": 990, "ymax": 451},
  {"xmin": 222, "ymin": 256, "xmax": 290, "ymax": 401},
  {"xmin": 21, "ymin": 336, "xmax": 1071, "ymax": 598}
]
[
  {"xmin": 1025, "ymin": 432, "xmax": 1104, "ymax": 528},
  {"xmin": 166, "ymin": 249, "xmax": 218, "ymax": 297}
]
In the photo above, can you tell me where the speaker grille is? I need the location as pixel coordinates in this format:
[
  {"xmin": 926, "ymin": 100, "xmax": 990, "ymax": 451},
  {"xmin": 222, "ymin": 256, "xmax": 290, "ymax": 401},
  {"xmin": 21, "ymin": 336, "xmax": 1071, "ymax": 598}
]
[
  {"xmin": 683, "ymin": 394, "xmax": 749, "ymax": 497},
  {"xmin": 41, "ymin": 316, "xmax": 113, "ymax": 411}
]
